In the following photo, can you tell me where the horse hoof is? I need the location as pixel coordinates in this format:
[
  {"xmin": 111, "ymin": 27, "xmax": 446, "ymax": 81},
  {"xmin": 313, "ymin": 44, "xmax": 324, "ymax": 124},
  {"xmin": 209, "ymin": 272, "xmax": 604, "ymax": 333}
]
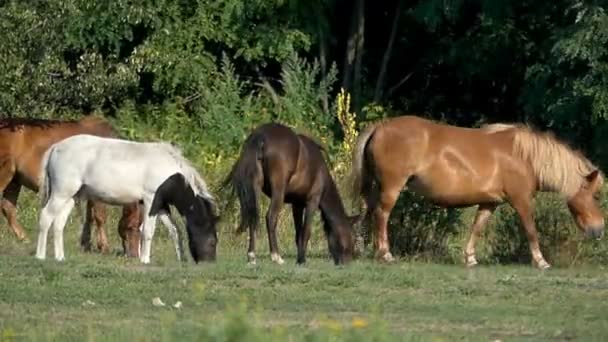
[
  {"xmin": 379, "ymin": 252, "xmax": 395, "ymax": 263},
  {"xmin": 247, "ymin": 260, "xmax": 257, "ymax": 265},
  {"xmin": 465, "ymin": 254, "xmax": 478, "ymax": 267},
  {"xmin": 271, "ymin": 253, "xmax": 285, "ymax": 265},
  {"xmin": 536, "ymin": 260, "xmax": 551, "ymax": 270}
]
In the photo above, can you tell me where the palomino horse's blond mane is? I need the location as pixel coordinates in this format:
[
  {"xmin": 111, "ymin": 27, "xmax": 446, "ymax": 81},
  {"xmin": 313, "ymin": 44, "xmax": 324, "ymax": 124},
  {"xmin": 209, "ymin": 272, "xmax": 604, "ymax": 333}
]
[{"xmin": 482, "ymin": 123, "xmax": 601, "ymax": 197}]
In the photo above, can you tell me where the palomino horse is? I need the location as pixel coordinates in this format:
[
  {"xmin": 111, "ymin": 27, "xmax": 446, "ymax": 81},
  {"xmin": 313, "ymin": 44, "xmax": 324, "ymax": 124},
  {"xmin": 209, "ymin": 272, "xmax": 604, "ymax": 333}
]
[
  {"xmin": 35, "ymin": 134, "xmax": 218, "ymax": 264},
  {"xmin": 352, "ymin": 115, "xmax": 604, "ymax": 269},
  {"xmin": 224, "ymin": 123, "xmax": 357, "ymax": 265},
  {"xmin": 0, "ymin": 117, "xmax": 141, "ymax": 253}
]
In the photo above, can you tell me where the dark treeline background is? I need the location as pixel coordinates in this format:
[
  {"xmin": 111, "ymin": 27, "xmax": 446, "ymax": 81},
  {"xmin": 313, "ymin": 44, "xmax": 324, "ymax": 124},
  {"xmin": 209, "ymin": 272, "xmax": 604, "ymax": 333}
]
[
  {"xmin": 1, "ymin": 0, "xmax": 608, "ymax": 164},
  {"xmin": 2, "ymin": 0, "xmax": 608, "ymax": 263},
  {"xmin": 0, "ymin": 0, "xmax": 608, "ymax": 165}
]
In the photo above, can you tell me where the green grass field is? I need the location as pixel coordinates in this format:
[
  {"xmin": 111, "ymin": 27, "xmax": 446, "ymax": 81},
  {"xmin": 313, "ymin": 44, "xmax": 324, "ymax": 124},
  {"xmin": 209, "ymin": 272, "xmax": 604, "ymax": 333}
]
[{"xmin": 1, "ymin": 192, "xmax": 608, "ymax": 341}]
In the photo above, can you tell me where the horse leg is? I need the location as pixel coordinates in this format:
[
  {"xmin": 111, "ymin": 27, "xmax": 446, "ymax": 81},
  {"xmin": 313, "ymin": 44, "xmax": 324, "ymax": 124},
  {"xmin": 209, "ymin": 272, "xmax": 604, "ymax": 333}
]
[
  {"xmin": 0, "ymin": 158, "xmax": 18, "ymax": 237},
  {"xmin": 247, "ymin": 224, "xmax": 257, "ymax": 264},
  {"xmin": 91, "ymin": 201, "xmax": 109, "ymax": 253},
  {"xmin": 267, "ymin": 188, "xmax": 286, "ymax": 265},
  {"xmin": 139, "ymin": 202, "xmax": 158, "ymax": 264},
  {"xmin": 36, "ymin": 196, "xmax": 68, "ymax": 260},
  {"xmin": 299, "ymin": 197, "xmax": 321, "ymax": 265},
  {"xmin": 158, "ymin": 211, "xmax": 184, "ymax": 262},
  {"xmin": 510, "ymin": 196, "xmax": 550, "ymax": 269},
  {"xmin": 292, "ymin": 204, "xmax": 305, "ymax": 264},
  {"xmin": 0, "ymin": 181, "xmax": 27, "ymax": 241},
  {"xmin": 52, "ymin": 198, "xmax": 75, "ymax": 261},
  {"xmin": 80, "ymin": 201, "xmax": 93, "ymax": 252},
  {"xmin": 373, "ymin": 173, "xmax": 409, "ymax": 262},
  {"xmin": 118, "ymin": 203, "xmax": 142, "ymax": 258},
  {"xmin": 464, "ymin": 204, "xmax": 496, "ymax": 267}
]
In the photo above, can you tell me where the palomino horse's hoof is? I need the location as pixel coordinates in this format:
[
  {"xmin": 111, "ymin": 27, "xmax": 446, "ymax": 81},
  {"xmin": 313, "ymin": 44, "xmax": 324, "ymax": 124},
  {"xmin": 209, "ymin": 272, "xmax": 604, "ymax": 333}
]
[
  {"xmin": 535, "ymin": 259, "xmax": 551, "ymax": 270},
  {"xmin": 377, "ymin": 252, "xmax": 395, "ymax": 263},
  {"xmin": 464, "ymin": 253, "xmax": 478, "ymax": 267},
  {"xmin": 465, "ymin": 259, "xmax": 478, "ymax": 268}
]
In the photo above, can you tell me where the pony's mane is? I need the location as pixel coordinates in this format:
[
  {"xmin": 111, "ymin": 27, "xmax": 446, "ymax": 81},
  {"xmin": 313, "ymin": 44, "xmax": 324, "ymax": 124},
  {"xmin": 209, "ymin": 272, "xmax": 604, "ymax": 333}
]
[
  {"xmin": 482, "ymin": 123, "xmax": 601, "ymax": 196},
  {"xmin": 156, "ymin": 142, "xmax": 215, "ymax": 203},
  {"xmin": 0, "ymin": 117, "xmax": 76, "ymax": 130}
]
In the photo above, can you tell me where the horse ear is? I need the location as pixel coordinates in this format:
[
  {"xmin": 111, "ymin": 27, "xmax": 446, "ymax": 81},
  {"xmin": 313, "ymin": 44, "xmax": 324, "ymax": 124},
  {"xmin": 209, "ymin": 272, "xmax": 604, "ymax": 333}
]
[{"xmin": 586, "ymin": 170, "xmax": 603, "ymax": 192}]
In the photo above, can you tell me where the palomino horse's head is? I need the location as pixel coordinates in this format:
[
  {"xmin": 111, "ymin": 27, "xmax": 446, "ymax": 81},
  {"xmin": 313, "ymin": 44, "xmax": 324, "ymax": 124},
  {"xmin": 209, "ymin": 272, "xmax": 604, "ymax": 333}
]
[
  {"xmin": 567, "ymin": 170, "xmax": 605, "ymax": 239},
  {"xmin": 185, "ymin": 195, "xmax": 219, "ymax": 262}
]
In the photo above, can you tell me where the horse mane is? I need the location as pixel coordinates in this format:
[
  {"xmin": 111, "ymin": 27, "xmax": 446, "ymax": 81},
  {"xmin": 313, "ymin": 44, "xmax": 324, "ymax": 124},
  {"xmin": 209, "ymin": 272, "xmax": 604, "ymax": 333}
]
[
  {"xmin": 0, "ymin": 115, "xmax": 112, "ymax": 131},
  {"xmin": 156, "ymin": 143, "xmax": 215, "ymax": 204},
  {"xmin": 482, "ymin": 123, "xmax": 601, "ymax": 196},
  {"xmin": 0, "ymin": 117, "xmax": 76, "ymax": 130}
]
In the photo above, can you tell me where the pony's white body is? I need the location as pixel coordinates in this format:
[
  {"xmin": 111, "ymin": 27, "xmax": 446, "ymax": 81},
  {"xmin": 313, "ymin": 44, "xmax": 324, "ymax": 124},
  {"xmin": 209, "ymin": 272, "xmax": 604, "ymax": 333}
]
[{"xmin": 35, "ymin": 134, "xmax": 212, "ymax": 264}]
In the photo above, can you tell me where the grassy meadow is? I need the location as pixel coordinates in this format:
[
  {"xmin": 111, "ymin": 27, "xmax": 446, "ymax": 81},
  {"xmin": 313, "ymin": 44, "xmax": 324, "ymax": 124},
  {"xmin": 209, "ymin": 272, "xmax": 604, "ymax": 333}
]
[{"xmin": 0, "ymin": 190, "xmax": 608, "ymax": 341}]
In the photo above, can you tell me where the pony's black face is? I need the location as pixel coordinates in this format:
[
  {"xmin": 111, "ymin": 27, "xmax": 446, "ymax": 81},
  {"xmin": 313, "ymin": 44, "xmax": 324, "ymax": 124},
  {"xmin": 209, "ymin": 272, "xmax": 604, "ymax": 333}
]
[{"xmin": 185, "ymin": 195, "xmax": 218, "ymax": 262}]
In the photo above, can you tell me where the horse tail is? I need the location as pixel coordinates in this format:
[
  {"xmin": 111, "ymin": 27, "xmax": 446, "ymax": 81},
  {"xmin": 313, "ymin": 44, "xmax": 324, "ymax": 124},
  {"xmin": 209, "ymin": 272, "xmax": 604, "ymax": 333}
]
[
  {"xmin": 39, "ymin": 145, "xmax": 55, "ymax": 207},
  {"xmin": 223, "ymin": 133, "xmax": 264, "ymax": 234},
  {"xmin": 351, "ymin": 122, "xmax": 381, "ymax": 245},
  {"xmin": 352, "ymin": 122, "xmax": 380, "ymax": 204}
]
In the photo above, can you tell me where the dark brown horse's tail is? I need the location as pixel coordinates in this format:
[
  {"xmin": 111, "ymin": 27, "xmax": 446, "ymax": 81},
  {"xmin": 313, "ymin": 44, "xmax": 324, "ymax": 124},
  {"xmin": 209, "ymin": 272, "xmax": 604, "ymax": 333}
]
[{"xmin": 223, "ymin": 133, "xmax": 264, "ymax": 234}]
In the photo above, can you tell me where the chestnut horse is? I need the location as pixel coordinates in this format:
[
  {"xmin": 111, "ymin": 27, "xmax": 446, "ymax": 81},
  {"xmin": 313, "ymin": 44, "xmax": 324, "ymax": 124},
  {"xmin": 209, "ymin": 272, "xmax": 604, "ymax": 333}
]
[
  {"xmin": 224, "ymin": 123, "xmax": 357, "ymax": 265},
  {"xmin": 352, "ymin": 115, "xmax": 604, "ymax": 269},
  {"xmin": 0, "ymin": 116, "xmax": 141, "ymax": 255}
]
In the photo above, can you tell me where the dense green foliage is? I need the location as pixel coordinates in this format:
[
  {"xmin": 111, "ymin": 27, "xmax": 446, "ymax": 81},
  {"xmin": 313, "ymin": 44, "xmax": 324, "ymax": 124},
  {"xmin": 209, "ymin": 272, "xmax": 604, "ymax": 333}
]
[{"xmin": 2, "ymin": 1, "xmax": 608, "ymax": 264}]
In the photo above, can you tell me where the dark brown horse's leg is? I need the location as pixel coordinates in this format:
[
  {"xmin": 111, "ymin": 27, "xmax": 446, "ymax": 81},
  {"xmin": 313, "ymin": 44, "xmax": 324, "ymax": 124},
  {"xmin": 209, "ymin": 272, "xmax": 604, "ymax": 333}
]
[
  {"xmin": 464, "ymin": 204, "xmax": 496, "ymax": 267},
  {"xmin": 266, "ymin": 189, "xmax": 285, "ymax": 265},
  {"xmin": 247, "ymin": 222, "xmax": 257, "ymax": 264},
  {"xmin": 118, "ymin": 203, "xmax": 142, "ymax": 258},
  {"xmin": 0, "ymin": 181, "xmax": 27, "ymax": 241},
  {"xmin": 87, "ymin": 201, "xmax": 110, "ymax": 253},
  {"xmin": 510, "ymin": 196, "xmax": 550, "ymax": 269},
  {"xmin": 299, "ymin": 198, "xmax": 321, "ymax": 265},
  {"xmin": 292, "ymin": 204, "xmax": 305, "ymax": 264}
]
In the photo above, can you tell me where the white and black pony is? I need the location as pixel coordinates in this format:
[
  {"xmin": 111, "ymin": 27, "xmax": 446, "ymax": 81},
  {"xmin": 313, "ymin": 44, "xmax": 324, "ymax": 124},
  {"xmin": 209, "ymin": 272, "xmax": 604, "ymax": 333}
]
[{"xmin": 35, "ymin": 134, "xmax": 218, "ymax": 264}]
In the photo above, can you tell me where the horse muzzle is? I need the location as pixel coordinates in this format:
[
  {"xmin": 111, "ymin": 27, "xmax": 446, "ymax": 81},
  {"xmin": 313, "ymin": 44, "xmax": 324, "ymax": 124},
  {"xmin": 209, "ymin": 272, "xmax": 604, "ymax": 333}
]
[{"xmin": 586, "ymin": 225, "xmax": 604, "ymax": 240}]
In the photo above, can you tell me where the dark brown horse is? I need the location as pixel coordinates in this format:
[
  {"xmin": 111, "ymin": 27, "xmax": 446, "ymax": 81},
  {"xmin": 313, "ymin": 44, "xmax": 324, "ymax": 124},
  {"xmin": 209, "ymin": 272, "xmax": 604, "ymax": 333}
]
[
  {"xmin": 224, "ymin": 123, "xmax": 358, "ymax": 265},
  {"xmin": 0, "ymin": 116, "xmax": 141, "ymax": 255},
  {"xmin": 352, "ymin": 115, "xmax": 604, "ymax": 269}
]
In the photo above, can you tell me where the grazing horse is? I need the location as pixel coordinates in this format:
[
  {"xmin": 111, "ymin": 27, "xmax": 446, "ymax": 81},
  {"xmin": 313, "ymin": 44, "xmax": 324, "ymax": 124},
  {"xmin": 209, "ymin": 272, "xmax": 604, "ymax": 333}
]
[
  {"xmin": 352, "ymin": 115, "xmax": 604, "ymax": 269},
  {"xmin": 35, "ymin": 134, "xmax": 218, "ymax": 264},
  {"xmin": 0, "ymin": 116, "xmax": 141, "ymax": 254},
  {"xmin": 224, "ymin": 123, "xmax": 357, "ymax": 265}
]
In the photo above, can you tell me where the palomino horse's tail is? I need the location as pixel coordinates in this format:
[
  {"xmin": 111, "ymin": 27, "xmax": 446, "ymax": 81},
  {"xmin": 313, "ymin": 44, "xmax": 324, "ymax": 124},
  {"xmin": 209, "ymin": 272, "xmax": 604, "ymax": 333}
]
[
  {"xmin": 351, "ymin": 122, "xmax": 381, "ymax": 205},
  {"xmin": 350, "ymin": 122, "xmax": 382, "ymax": 244},
  {"xmin": 223, "ymin": 133, "xmax": 265, "ymax": 234},
  {"xmin": 38, "ymin": 145, "xmax": 55, "ymax": 207}
]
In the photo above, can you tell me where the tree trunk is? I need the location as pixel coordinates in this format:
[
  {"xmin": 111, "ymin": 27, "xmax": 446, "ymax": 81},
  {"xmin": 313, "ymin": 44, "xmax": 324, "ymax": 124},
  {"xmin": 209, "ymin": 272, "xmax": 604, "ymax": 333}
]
[
  {"xmin": 352, "ymin": 0, "xmax": 365, "ymax": 115},
  {"xmin": 342, "ymin": 0, "xmax": 364, "ymax": 93},
  {"xmin": 319, "ymin": 26, "xmax": 330, "ymax": 115},
  {"xmin": 373, "ymin": 0, "xmax": 402, "ymax": 103}
]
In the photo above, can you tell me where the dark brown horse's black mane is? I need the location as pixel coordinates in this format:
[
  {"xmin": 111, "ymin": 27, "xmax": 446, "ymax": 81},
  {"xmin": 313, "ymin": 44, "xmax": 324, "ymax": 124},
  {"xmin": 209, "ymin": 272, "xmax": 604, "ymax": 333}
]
[{"xmin": 0, "ymin": 117, "xmax": 77, "ymax": 130}]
